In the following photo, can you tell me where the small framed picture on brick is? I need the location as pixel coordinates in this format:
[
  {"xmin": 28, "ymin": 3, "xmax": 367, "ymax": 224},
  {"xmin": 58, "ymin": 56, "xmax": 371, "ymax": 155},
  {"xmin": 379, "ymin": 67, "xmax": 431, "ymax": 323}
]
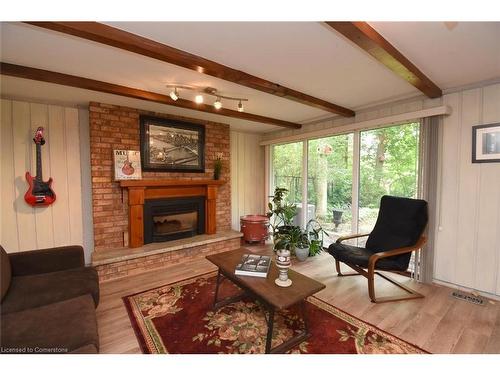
[
  {"xmin": 113, "ymin": 150, "xmax": 142, "ymax": 180},
  {"xmin": 140, "ymin": 115, "xmax": 205, "ymax": 172}
]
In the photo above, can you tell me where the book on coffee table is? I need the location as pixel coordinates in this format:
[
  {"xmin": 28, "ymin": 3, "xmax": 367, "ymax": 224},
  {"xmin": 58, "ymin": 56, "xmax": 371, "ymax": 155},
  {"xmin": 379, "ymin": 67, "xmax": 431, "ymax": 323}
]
[{"xmin": 234, "ymin": 254, "xmax": 271, "ymax": 278}]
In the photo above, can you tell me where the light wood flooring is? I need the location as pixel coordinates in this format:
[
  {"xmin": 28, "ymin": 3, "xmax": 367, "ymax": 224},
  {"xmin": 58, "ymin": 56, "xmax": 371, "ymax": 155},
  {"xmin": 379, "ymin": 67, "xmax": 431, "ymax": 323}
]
[{"xmin": 96, "ymin": 245, "xmax": 500, "ymax": 354}]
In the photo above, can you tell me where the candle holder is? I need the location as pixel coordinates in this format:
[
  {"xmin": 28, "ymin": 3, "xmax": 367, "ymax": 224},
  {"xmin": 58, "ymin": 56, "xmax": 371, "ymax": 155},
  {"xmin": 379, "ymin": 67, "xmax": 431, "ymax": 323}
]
[{"xmin": 275, "ymin": 248, "xmax": 292, "ymax": 287}]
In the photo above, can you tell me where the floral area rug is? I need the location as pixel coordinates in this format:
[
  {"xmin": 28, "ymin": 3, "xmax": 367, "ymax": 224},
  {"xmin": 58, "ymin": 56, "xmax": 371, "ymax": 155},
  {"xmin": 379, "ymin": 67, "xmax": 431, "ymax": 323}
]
[{"xmin": 123, "ymin": 272, "xmax": 427, "ymax": 354}]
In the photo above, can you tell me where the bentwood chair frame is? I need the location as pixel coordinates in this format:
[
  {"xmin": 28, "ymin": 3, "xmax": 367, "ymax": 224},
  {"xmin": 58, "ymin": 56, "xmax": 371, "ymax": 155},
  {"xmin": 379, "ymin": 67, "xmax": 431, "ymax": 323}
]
[{"xmin": 333, "ymin": 233, "xmax": 427, "ymax": 303}]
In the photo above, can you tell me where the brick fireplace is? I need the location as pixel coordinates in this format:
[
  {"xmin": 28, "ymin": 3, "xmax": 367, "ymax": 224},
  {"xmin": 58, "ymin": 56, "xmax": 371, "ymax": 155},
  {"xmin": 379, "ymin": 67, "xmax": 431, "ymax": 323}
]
[
  {"xmin": 89, "ymin": 102, "xmax": 231, "ymax": 251},
  {"xmin": 89, "ymin": 102, "xmax": 241, "ymax": 282},
  {"xmin": 120, "ymin": 178, "xmax": 224, "ymax": 247}
]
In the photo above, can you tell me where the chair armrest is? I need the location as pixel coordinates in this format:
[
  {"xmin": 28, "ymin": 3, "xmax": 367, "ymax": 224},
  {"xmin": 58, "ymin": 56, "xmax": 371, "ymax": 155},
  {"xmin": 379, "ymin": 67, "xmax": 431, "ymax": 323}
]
[
  {"xmin": 9, "ymin": 245, "xmax": 85, "ymax": 276},
  {"xmin": 368, "ymin": 236, "xmax": 427, "ymax": 271},
  {"xmin": 336, "ymin": 233, "xmax": 370, "ymax": 244}
]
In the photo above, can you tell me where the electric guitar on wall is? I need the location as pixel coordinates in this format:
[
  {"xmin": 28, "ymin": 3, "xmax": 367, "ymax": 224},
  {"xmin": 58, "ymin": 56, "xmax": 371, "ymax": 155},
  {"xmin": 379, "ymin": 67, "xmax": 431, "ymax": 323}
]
[{"xmin": 24, "ymin": 127, "xmax": 56, "ymax": 207}]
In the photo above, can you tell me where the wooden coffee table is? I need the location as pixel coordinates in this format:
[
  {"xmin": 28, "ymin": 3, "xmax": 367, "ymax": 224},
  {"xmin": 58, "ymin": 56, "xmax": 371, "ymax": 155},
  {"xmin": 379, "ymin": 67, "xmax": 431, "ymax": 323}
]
[{"xmin": 206, "ymin": 247, "xmax": 325, "ymax": 354}]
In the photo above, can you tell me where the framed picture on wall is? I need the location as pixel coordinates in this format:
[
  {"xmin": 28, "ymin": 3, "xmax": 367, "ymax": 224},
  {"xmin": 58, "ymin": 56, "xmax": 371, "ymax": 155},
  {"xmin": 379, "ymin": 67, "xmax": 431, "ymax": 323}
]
[
  {"xmin": 472, "ymin": 123, "xmax": 500, "ymax": 163},
  {"xmin": 140, "ymin": 115, "xmax": 205, "ymax": 172},
  {"xmin": 113, "ymin": 150, "xmax": 142, "ymax": 180}
]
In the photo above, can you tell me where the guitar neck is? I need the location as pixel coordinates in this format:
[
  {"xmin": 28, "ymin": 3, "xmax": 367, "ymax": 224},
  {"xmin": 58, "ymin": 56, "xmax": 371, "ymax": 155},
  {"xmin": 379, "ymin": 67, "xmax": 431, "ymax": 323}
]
[{"xmin": 36, "ymin": 143, "xmax": 43, "ymax": 181}]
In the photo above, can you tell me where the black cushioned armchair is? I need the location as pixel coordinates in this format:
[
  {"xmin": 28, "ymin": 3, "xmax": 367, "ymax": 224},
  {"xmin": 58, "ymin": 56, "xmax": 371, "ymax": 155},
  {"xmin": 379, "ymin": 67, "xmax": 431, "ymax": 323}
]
[{"xmin": 328, "ymin": 195, "xmax": 428, "ymax": 303}]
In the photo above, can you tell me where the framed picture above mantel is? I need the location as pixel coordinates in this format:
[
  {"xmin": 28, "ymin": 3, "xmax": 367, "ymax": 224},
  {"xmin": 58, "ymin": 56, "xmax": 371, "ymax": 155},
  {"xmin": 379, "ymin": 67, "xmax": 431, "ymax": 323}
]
[
  {"xmin": 140, "ymin": 115, "xmax": 205, "ymax": 172},
  {"xmin": 472, "ymin": 123, "xmax": 500, "ymax": 163}
]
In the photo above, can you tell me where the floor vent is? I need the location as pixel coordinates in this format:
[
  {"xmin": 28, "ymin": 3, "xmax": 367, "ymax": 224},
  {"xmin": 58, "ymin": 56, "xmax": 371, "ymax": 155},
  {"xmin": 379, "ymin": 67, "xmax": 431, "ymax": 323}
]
[{"xmin": 451, "ymin": 291, "xmax": 485, "ymax": 306}]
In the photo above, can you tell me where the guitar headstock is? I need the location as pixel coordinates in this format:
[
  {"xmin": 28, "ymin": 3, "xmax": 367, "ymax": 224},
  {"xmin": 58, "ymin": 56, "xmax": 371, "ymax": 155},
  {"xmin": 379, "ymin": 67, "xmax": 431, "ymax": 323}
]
[{"xmin": 33, "ymin": 127, "xmax": 46, "ymax": 145}]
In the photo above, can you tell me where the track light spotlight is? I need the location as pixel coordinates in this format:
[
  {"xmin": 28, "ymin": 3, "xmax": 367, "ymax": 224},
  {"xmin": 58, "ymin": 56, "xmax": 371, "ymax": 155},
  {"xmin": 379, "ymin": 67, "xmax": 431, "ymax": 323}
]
[
  {"xmin": 169, "ymin": 87, "xmax": 179, "ymax": 101},
  {"xmin": 214, "ymin": 97, "xmax": 222, "ymax": 110},
  {"xmin": 165, "ymin": 83, "xmax": 247, "ymax": 110}
]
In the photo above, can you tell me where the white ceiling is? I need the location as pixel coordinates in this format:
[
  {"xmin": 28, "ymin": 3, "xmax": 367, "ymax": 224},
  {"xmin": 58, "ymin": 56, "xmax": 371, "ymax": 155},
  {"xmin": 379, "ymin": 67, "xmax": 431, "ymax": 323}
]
[
  {"xmin": 369, "ymin": 22, "xmax": 500, "ymax": 89},
  {"xmin": 104, "ymin": 22, "xmax": 420, "ymax": 108},
  {"xmin": 1, "ymin": 21, "xmax": 499, "ymax": 133}
]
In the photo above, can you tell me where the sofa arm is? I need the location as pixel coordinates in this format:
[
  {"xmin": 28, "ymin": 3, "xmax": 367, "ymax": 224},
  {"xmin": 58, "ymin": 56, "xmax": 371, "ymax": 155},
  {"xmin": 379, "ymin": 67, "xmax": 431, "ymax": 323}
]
[{"xmin": 9, "ymin": 245, "xmax": 85, "ymax": 276}]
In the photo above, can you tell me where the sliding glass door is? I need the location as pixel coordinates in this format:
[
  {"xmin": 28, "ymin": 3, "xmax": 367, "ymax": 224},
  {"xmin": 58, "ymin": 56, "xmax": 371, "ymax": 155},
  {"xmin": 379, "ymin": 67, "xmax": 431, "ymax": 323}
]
[
  {"xmin": 270, "ymin": 121, "xmax": 421, "ymax": 247},
  {"xmin": 307, "ymin": 134, "xmax": 354, "ymax": 245},
  {"xmin": 271, "ymin": 141, "xmax": 303, "ymax": 208}
]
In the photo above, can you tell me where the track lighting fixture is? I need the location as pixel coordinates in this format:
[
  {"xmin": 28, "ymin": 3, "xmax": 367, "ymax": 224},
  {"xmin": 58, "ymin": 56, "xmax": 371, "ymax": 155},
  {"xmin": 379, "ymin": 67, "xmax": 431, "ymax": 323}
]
[
  {"xmin": 195, "ymin": 94, "xmax": 204, "ymax": 104},
  {"xmin": 165, "ymin": 84, "xmax": 248, "ymax": 111},
  {"xmin": 169, "ymin": 87, "xmax": 179, "ymax": 101},
  {"xmin": 214, "ymin": 97, "xmax": 222, "ymax": 110}
]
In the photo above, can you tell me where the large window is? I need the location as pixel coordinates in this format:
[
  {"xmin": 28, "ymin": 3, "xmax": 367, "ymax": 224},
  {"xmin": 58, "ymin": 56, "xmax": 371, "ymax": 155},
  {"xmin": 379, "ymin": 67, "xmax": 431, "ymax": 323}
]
[
  {"xmin": 270, "ymin": 122, "xmax": 421, "ymax": 245},
  {"xmin": 358, "ymin": 123, "xmax": 420, "ymax": 235}
]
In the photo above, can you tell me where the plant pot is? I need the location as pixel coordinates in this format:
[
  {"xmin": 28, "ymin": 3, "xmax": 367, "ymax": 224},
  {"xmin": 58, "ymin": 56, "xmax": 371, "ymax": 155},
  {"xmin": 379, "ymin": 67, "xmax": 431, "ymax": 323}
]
[
  {"xmin": 294, "ymin": 246, "xmax": 309, "ymax": 262},
  {"xmin": 240, "ymin": 215, "xmax": 269, "ymax": 243}
]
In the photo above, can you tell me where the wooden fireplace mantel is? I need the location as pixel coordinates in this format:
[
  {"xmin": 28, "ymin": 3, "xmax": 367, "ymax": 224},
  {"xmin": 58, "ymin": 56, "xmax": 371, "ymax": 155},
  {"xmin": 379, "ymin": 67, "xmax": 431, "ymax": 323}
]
[
  {"xmin": 120, "ymin": 179, "xmax": 225, "ymax": 248},
  {"xmin": 120, "ymin": 179, "xmax": 225, "ymax": 188}
]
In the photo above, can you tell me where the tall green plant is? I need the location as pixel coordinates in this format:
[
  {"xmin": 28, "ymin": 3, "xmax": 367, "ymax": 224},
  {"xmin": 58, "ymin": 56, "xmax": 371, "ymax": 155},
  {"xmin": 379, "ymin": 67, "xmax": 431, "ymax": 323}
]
[{"xmin": 266, "ymin": 187, "xmax": 297, "ymax": 242}]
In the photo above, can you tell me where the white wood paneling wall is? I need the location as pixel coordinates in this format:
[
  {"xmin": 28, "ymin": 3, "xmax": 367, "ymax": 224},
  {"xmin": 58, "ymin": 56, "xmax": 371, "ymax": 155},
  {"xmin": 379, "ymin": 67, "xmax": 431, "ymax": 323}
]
[
  {"xmin": 230, "ymin": 131, "xmax": 265, "ymax": 230},
  {"xmin": 0, "ymin": 99, "xmax": 86, "ymax": 257},
  {"xmin": 434, "ymin": 83, "xmax": 500, "ymax": 296}
]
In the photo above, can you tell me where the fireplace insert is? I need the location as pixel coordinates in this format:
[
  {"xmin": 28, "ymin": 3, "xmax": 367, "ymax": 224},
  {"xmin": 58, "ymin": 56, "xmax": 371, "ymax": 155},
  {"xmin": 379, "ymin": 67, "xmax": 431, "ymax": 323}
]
[{"xmin": 143, "ymin": 196, "xmax": 205, "ymax": 244}]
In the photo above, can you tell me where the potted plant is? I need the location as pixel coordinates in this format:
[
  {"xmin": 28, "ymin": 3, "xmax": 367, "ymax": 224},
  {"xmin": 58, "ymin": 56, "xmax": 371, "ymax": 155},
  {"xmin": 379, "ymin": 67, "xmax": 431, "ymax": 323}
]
[
  {"xmin": 273, "ymin": 219, "xmax": 329, "ymax": 261},
  {"xmin": 306, "ymin": 219, "xmax": 328, "ymax": 257},
  {"xmin": 213, "ymin": 153, "xmax": 223, "ymax": 180},
  {"xmin": 266, "ymin": 187, "xmax": 297, "ymax": 243},
  {"xmin": 274, "ymin": 225, "xmax": 309, "ymax": 261}
]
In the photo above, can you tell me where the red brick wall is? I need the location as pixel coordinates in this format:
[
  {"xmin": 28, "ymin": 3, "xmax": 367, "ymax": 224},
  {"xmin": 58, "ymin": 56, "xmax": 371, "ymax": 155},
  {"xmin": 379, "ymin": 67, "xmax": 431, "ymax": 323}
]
[
  {"xmin": 89, "ymin": 102, "xmax": 231, "ymax": 251},
  {"xmin": 95, "ymin": 237, "xmax": 241, "ymax": 282}
]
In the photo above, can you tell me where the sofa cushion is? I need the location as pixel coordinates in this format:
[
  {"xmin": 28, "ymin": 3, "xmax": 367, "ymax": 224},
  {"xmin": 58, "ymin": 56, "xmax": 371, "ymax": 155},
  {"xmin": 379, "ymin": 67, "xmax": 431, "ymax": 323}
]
[
  {"xmin": 1, "ymin": 245, "xmax": 12, "ymax": 302},
  {"xmin": 0, "ymin": 294, "xmax": 99, "ymax": 354},
  {"xmin": 1, "ymin": 266, "xmax": 99, "ymax": 315},
  {"xmin": 8, "ymin": 245, "xmax": 85, "ymax": 276}
]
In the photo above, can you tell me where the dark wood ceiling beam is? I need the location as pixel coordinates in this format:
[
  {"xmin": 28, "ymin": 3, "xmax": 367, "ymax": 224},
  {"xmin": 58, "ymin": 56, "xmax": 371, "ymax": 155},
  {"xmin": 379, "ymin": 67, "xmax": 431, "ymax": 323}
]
[
  {"xmin": 0, "ymin": 62, "xmax": 301, "ymax": 129},
  {"xmin": 326, "ymin": 22, "xmax": 442, "ymax": 98},
  {"xmin": 24, "ymin": 21, "xmax": 355, "ymax": 117}
]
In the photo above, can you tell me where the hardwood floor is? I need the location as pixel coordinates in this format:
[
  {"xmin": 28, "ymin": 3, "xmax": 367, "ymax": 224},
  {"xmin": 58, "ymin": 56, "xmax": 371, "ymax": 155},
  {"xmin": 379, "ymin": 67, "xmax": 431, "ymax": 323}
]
[{"xmin": 96, "ymin": 245, "xmax": 500, "ymax": 354}]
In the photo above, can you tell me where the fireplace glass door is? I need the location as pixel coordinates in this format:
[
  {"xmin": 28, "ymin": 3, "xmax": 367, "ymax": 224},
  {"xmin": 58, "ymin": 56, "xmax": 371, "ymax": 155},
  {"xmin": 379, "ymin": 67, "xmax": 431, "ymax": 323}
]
[
  {"xmin": 144, "ymin": 196, "xmax": 205, "ymax": 244},
  {"xmin": 153, "ymin": 211, "xmax": 198, "ymax": 237}
]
